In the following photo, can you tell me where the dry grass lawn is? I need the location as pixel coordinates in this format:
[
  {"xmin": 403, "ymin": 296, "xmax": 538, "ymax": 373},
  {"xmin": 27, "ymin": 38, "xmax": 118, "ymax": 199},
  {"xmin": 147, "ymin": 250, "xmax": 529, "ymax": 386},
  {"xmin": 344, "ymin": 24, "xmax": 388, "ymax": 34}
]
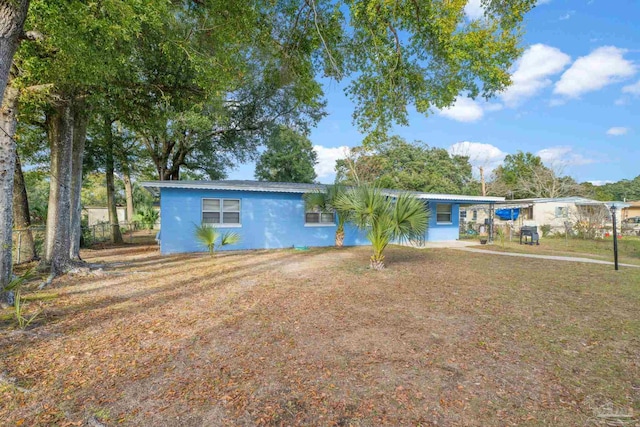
[
  {"xmin": 480, "ymin": 236, "xmax": 640, "ymax": 266},
  {"xmin": 1, "ymin": 243, "xmax": 639, "ymax": 426}
]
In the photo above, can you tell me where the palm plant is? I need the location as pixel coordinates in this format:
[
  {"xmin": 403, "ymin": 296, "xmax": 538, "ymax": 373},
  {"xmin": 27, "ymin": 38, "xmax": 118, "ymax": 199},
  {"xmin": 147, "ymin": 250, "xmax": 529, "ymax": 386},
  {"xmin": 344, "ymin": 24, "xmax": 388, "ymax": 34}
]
[
  {"xmin": 194, "ymin": 224, "xmax": 241, "ymax": 256},
  {"xmin": 133, "ymin": 205, "xmax": 159, "ymax": 230},
  {"xmin": 335, "ymin": 186, "xmax": 428, "ymax": 270},
  {"xmin": 4, "ymin": 269, "xmax": 40, "ymax": 329},
  {"xmin": 303, "ymin": 184, "xmax": 351, "ymax": 247}
]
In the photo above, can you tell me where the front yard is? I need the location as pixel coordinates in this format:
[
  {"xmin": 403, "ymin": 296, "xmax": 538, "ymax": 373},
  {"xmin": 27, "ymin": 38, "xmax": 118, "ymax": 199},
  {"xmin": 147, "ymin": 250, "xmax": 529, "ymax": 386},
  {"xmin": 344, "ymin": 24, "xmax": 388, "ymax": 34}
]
[{"xmin": 1, "ymin": 244, "xmax": 639, "ymax": 426}]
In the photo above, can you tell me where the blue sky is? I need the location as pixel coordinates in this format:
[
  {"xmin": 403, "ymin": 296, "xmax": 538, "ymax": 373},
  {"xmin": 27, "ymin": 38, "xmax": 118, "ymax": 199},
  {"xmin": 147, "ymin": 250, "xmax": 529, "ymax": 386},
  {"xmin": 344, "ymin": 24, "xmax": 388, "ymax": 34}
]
[{"xmin": 229, "ymin": 0, "xmax": 640, "ymax": 185}]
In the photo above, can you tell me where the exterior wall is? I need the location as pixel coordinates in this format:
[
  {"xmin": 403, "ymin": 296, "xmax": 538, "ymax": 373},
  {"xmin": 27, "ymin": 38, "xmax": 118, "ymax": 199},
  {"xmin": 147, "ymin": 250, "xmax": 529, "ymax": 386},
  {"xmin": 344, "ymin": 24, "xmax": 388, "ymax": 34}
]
[
  {"xmin": 622, "ymin": 203, "xmax": 640, "ymax": 220},
  {"xmin": 159, "ymin": 189, "xmax": 467, "ymax": 254},
  {"xmin": 160, "ymin": 188, "xmax": 370, "ymax": 254},
  {"xmin": 425, "ymin": 201, "xmax": 460, "ymax": 241},
  {"xmin": 532, "ymin": 202, "xmax": 576, "ymax": 230}
]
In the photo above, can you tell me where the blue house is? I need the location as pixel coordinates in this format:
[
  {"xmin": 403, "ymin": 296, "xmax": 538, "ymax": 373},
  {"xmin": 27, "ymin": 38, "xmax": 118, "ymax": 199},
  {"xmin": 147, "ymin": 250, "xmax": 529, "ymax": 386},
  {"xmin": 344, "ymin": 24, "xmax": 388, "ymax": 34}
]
[{"xmin": 141, "ymin": 180, "xmax": 504, "ymax": 254}]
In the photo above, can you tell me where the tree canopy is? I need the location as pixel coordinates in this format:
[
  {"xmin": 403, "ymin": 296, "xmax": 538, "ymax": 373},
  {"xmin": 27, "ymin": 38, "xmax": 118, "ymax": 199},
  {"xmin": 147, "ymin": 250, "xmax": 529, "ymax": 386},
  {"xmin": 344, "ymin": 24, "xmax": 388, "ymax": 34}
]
[
  {"xmin": 255, "ymin": 126, "xmax": 318, "ymax": 183},
  {"xmin": 585, "ymin": 176, "xmax": 640, "ymax": 202},
  {"xmin": 489, "ymin": 151, "xmax": 584, "ymax": 199},
  {"xmin": 336, "ymin": 136, "xmax": 478, "ymax": 194}
]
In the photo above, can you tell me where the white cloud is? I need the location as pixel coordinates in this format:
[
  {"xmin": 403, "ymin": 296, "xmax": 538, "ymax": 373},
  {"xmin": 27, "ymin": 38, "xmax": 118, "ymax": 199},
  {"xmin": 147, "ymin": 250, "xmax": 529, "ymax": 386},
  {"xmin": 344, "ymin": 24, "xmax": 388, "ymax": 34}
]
[
  {"xmin": 588, "ymin": 180, "xmax": 613, "ymax": 186},
  {"xmin": 606, "ymin": 127, "xmax": 629, "ymax": 136},
  {"xmin": 464, "ymin": 0, "xmax": 484, "ymax": 20},
  {"xmin": 447, "ymin": 141, "xmax": 507, "ymax": 175},
  {"xmin": 622, "ymin": 80, "xmax": 640, "ymax": 96},
  {"xmin": 466, "ymin": 0, "xmax": 550, "ymax": 20},
  {"xmin": 536, "ymin": 146, "xmax": 595, "ymax": 167},
  {"xmin": 549, "ymin": 98, "xmax": 567, "ymax": 107},
  {"xmin": 313, "ymin": 145, "xmax": 350, "ymax": 179},
  {"xmin": 438, "ymin": 97, "xmax": 484, "ymax": 122},
  {"xmin": 553, "ymin": 46, "xmax": 637, "ymax": 98},
  {"xmin": 501, "ymin": 44, "xmax": 571, "ymax": 107},
  {"xmin": 558, "ymin": 10, "xmax": 575, "ymax": 20},
  {"xmin": 484, "ymin": 103, "xmax": 504, "ymax": 112}
]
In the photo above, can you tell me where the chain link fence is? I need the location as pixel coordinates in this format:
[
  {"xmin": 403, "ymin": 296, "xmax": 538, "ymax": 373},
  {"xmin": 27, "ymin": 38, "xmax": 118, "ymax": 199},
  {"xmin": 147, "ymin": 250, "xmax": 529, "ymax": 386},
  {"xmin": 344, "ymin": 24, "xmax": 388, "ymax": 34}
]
[{"xmin": 11, "ymin": 221, "xmax": 160, "ymax": 265}]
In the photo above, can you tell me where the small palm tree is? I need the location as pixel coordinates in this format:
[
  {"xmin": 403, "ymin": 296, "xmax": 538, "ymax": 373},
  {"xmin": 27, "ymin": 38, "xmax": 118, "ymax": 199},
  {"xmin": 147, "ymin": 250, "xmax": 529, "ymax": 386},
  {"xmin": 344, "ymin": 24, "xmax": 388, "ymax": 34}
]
[
  {"xmin": 194, "ymin": 224, "xmax": 241, "ymax": 256},
  {"xmin": 335, "ymin": 186, "xmax": 428, "ymax": 270},
  {"xmin": 303, "ymin": 184, "xmax": 351, "ymax": 247}
]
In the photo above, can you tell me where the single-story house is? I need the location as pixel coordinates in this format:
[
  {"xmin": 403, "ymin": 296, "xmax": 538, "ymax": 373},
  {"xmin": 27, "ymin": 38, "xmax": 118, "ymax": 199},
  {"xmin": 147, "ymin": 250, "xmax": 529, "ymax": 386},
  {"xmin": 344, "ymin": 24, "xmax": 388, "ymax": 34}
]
[{"xmin": 141, "ymin": 180, "xmax": 504, "ymax": 254}]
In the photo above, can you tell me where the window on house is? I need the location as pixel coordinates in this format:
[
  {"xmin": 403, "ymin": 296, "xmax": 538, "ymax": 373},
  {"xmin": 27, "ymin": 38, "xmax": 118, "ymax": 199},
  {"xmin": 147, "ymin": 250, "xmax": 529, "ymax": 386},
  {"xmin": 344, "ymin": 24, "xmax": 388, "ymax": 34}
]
[
  {"xmin": 436, "ymin": 203, "xmax": 452, "ymax": 223},
  {"xmin": 202, "ymin": 198, "xmax": 241, "ymax": 226},
  {"xmin": 460, "ymin": 210, "xmax": 467, "ymax": 219},
  {"xmin": 555, "ymin": 206, "xmax": 568, "ymax": 218},
  {"xmin": 305, "ymin": 209, "xmax": 335, "ymax": 225},
  {"xmin": 472, "ymin": 210, "xmax": 478, "ymax": 220}
]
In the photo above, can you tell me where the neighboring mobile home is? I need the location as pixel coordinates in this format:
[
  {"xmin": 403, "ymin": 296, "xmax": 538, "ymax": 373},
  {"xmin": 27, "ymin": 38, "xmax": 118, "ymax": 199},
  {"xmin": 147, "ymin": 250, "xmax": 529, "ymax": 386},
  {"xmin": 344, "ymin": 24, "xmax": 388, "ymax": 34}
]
[
  {"xmin": 142, "ymin": 180, "xmax": 504, "ymax": 254},
  {"xmin": 461, "ymin": 196, "xmax": 628, "ymax": 235}
]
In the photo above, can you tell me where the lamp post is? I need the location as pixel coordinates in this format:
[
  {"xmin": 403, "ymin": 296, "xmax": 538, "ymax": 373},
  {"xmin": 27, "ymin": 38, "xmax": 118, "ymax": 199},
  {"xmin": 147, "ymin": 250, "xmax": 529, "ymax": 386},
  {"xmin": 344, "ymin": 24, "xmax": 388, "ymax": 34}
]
[{"xmin": 610, "ymin": 205, "xmax": 619, "ymax": 271}]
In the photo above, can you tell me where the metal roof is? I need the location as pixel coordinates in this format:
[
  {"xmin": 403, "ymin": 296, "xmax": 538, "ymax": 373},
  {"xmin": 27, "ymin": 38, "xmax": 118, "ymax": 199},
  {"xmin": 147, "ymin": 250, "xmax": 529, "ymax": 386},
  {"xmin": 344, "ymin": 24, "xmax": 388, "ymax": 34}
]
[
  {"xmin": 140, "ymin": 180, "xmax": 505, "ymax": 204},
  {"xmin": 508, "ymin": 196, "xmax": 598, "ymax": 203},
  {"xmin": 506, "ymin": 196, "xmax": 630, "ymax": 207}
]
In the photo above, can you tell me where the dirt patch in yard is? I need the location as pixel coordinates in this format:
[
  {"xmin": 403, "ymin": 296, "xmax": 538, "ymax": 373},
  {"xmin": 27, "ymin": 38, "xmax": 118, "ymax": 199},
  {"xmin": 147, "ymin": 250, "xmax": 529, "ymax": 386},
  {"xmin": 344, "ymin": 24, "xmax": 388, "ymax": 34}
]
[{"xmin": 1, "ymin": 244, "xmax": 639, "ymax": 426}]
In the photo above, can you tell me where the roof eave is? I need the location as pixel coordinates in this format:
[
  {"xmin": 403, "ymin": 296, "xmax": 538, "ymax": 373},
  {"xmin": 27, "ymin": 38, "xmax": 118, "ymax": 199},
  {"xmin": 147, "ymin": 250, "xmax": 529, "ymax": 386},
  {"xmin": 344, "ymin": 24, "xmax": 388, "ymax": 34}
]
[{"xmin": 140, "ymin": 181, "xmax": 506, "ymax": 203}]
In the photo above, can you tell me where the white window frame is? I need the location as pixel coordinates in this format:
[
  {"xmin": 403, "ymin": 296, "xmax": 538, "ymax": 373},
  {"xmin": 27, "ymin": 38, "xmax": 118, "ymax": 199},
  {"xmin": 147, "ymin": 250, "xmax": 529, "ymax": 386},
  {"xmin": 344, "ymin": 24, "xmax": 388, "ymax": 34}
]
[
  {"xmin": 436, "ymin": 203, "xmax": 453, "ymax": 224},
  {"xmin": 304, "ymin": 208, "xmax": 336, "ymax": 227},
  {"xmin": 202, "ymin": 198, "xmax": 242, "ymax": 227}
]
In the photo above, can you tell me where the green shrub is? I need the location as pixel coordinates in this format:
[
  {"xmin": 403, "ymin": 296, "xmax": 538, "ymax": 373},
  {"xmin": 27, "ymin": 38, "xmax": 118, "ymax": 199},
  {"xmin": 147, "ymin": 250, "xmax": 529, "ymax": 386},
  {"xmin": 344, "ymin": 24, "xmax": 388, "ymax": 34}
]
[
  {"xmin": 5, "ymin": 270, "xmax": 41, "ymax": 329},
  {"xmin": 540, "ymin": 224, "xmax": 552, "ymax": 237},
  {"xmin": 133, "ymin": 205, "xmax": 159, "ymax": 230},
  {"xmin": 496, "ymin": 227, "xmax": 506, "ymax": 248},
  {"xmin": 194, "ymin": 224, "xmax": 241, "ymax": 256}
]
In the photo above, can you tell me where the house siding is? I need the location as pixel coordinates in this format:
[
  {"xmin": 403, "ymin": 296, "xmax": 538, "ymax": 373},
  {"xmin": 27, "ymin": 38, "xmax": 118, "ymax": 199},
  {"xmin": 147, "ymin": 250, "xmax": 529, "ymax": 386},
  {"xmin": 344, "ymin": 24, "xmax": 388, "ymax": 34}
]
[
  {"xmin": 426, "ymin": 201, "xmax": 460, "ymax": 242},
  {"xmin": 159, "ymin": 188, "xmax": 370, "ymax": 254},
  {"xmin": 159, "ymin": 188, "xmax": 467, "ymax": 254}
]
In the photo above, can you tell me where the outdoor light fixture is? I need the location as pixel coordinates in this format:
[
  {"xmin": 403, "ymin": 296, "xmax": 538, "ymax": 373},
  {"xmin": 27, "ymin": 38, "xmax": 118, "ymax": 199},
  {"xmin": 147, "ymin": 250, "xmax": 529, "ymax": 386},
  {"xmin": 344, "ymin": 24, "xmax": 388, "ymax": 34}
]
[{"xmin": 610, "ymin": 204, "xmax": 619, "ymax": 271}]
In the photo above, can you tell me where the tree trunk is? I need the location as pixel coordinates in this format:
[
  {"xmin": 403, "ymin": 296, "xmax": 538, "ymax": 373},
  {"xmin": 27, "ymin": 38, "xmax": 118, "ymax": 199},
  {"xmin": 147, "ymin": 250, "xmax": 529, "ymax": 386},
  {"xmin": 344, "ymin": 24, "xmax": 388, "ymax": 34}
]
[
  {"xmin": 335, "ymin": 228, "xmax": 344, "ymax": 247},
  {"xmin": 69, "ymin": 105, "xmax": 88, "ymax": 260},
  {"xmin": 104, "ymin": 119, "xmax": 123, "ymax": 244},
  {"xmin": 43, "ymin": 102, "xmax": 74, "ymax": 276},
  {"xmin": 13, "ymin": 151, "xmax": 35, "ymax": 263},
  {"xmin": 369, "ymin": 256, "xmax": 385, "ymax": 271},
  {"xmin": 0, "ymin": 0, "xmax": 29, "ymax": 107},
  {"xmin": 0, "ymin": 83, "xmax": 18, "ymax": 298},
  {"xmin": 123, "ymin": 170, "xmax": 134, "ymax": 223}
]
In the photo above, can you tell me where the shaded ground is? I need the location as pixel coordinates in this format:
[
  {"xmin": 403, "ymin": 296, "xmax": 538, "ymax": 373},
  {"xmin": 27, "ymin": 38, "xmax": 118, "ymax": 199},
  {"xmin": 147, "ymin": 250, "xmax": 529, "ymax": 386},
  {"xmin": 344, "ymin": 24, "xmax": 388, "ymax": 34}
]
[{"xmin": 1, "ymin": 244, "xmax": 639, "ymax": 426}]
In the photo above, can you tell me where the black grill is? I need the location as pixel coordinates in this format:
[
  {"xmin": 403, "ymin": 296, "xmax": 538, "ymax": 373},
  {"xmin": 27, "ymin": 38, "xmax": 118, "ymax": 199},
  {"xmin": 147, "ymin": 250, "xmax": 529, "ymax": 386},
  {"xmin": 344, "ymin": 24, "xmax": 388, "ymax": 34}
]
[{"xmin": 520, "ymin": 226, "xmax": 540, "ymax": 245}]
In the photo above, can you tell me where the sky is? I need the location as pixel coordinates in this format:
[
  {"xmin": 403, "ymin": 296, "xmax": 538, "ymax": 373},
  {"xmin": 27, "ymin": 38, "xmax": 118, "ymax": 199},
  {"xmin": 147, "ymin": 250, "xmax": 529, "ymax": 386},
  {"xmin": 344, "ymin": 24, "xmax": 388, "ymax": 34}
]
[{"xmin": 229, "ymin": 0, "xmax": 640, "ymax": 185}]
